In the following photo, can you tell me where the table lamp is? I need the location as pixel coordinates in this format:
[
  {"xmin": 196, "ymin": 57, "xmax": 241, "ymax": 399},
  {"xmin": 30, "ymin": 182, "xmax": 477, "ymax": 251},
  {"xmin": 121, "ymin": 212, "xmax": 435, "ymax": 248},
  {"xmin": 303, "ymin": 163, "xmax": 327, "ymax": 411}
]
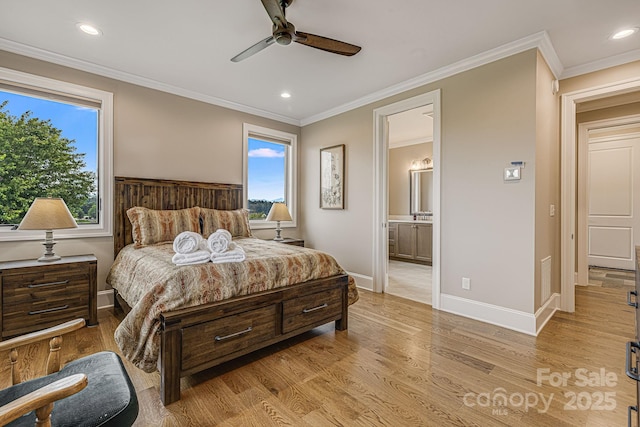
[
  {"xmin": 18, "ymin": 197, "xmax": 78, "ymax": 262},
  {"xmin": 265, "ymin": 203, "xmax": 292, "ymax": 241}
]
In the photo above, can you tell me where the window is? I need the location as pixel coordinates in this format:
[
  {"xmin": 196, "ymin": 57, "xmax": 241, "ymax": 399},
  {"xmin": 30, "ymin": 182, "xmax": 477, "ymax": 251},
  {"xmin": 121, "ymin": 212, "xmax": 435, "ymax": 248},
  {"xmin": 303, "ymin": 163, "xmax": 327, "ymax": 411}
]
[
  {"xmin": 0, "ymin": 67, "xmax": 113, "ymax": 241},
  {"xmin": 243, "ymin": 124, "xmax": 297, "ymax": 229}
]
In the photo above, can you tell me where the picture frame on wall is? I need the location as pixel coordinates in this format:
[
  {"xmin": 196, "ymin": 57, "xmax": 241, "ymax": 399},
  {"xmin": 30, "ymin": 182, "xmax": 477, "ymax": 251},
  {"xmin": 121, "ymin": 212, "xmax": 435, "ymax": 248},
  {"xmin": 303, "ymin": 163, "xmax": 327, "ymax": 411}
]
[{"xmin": 320, "ymin": 144, "xmax": 345, "ymax": 209}]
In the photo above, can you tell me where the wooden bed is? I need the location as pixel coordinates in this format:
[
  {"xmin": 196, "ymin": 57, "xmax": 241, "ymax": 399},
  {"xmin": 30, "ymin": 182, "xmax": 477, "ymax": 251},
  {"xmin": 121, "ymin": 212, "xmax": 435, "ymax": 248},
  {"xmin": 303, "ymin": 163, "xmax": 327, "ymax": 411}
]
[{"xmin": 112, "ymin": 176, "xmax": 350, "ymax": 405}]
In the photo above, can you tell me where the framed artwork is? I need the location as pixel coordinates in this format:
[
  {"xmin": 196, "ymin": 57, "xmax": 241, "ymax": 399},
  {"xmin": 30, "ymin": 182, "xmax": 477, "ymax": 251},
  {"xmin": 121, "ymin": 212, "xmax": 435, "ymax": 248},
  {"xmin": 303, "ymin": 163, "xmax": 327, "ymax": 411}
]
[{"xmin": 320, "ymin": 144, "xmax": 345, "ymax": 209}]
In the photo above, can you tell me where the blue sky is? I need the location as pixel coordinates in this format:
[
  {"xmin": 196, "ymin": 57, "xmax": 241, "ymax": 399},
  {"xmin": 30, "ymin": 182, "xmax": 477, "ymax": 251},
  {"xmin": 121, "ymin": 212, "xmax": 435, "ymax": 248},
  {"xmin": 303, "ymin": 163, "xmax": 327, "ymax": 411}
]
[
  {"xmin": 248, "ymin": 138, "xmax": 285, "ymax": 201},
  {"xmin": 1, "ymin": 90, "xmax": 98, "ymax": 172},
  {"xmin": 1, "ymin": 90, "xmax": 283, "ymax": 201}
]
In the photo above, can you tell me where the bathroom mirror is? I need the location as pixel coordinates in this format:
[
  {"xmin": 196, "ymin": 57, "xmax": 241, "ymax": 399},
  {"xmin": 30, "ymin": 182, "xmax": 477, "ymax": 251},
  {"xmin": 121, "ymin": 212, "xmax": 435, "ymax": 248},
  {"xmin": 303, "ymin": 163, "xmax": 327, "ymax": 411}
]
[{"xmin": 410, "ymin": 169, "xmax": 433, "ymax": 215}]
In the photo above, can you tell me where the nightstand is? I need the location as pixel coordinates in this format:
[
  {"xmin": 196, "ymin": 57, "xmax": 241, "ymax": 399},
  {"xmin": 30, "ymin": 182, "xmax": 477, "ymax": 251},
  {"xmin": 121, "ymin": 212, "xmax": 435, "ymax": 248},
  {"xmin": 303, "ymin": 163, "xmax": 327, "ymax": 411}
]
[
  {"xmin": 0, "ymin": 254, "xmax": 97, "ymax": 340},
  {"xmin": 276, "ymin": 238, "xmax": 304, "ymax": 247}
]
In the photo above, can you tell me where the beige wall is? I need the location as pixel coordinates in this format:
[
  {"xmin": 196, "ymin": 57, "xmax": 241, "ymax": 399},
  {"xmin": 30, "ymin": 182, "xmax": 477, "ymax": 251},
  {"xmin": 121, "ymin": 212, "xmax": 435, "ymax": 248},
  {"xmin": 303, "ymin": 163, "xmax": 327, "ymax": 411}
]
[
  {"xmin": 303, "ymin": 50, "xmax": 540, "ymax": 312},
  {"xmin": 577, "ymin": 101, "xmax": 640, "ymax": 124},
  {"xmin": 388, "ymin": 143, "xmax": 432, "ymax": 216},
  {"xmin": 0, "ymin": 50, "xmax": 301, "ymax": 291},
  {"xmin": 560, "ymin": 60, "xmax": 640, "ymax": 95},
  {"xmin": 534, "ymin": 51, "xmax": 561, "ymax": 309}
]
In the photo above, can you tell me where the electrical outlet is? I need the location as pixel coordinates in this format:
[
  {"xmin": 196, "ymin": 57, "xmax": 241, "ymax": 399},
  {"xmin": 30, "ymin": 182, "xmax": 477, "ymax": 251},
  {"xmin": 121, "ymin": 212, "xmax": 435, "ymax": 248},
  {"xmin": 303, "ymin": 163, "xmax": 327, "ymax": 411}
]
[
  {"xmin": 462, "ymin": 277, "xmax": 471, "ymax": 290},
  {"xmin": 550, "ymin": 204, "xmax": 555, "ymax": 217}
]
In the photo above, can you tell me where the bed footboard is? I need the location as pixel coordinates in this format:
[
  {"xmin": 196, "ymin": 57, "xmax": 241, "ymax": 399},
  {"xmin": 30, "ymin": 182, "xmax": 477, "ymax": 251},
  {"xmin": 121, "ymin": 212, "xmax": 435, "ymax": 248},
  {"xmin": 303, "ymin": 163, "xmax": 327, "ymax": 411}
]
[{"xmin": 158, "ymin": 274, "xmax": 349, "ymax": 405}]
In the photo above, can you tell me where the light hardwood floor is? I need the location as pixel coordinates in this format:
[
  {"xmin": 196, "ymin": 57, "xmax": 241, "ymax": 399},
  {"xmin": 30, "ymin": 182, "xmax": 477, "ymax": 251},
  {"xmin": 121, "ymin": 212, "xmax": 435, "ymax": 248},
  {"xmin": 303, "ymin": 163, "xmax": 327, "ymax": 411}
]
[{"xmin": 0, "ymin": 285, "xmax": 635, "ymax": 426}]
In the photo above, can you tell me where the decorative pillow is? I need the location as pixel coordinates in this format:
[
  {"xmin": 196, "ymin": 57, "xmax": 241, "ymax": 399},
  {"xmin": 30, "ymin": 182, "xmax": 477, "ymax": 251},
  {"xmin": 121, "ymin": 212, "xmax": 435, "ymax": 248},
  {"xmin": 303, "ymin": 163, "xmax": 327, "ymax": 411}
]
[
  {"xmin": 200, "ymin": 208, "xmax": 252, "ymax": 238},
  {"xmin": 126, "ymin": 206, "xmax": 201, "ymax": 248}
]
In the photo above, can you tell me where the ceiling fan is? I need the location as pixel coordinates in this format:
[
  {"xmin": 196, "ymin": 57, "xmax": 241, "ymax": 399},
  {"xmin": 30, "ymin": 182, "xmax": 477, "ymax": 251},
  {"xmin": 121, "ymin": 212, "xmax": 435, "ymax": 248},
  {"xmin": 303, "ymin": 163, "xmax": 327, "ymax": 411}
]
[{"xmin": 231, "ymin": 0, "xmax": 361, "ymax": 62}]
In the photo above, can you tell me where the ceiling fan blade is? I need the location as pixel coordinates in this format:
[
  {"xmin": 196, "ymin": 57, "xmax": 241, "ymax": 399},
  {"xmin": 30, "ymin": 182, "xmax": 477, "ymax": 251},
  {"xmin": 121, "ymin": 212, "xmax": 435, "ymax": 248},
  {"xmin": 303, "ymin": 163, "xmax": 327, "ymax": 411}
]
[
  {"xmin": 231, "ymin": 36, "xmax": 276, "ymax": 62},
  {"xmin": 260, "ymin": 0, "xmax": 287, "ymax": 27},
  {"xmin": 294, "ymin": 32, "xmax": 361, "ymax": 56}
]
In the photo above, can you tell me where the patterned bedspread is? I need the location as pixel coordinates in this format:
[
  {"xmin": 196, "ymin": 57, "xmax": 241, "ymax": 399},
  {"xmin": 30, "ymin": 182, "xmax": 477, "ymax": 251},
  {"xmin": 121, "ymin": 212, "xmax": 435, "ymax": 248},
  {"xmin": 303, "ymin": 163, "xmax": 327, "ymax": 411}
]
[{"xmin": 106, "ymin": 237, "xmax": 359, "ymax": 372}]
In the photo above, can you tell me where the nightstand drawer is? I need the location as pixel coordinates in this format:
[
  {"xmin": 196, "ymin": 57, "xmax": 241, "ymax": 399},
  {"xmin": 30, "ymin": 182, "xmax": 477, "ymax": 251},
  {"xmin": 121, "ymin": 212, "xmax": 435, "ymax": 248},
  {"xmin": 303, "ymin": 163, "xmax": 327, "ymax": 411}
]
[{"xmin": 0, "ymin": 255, "xmax": 97, "ymax": 339}]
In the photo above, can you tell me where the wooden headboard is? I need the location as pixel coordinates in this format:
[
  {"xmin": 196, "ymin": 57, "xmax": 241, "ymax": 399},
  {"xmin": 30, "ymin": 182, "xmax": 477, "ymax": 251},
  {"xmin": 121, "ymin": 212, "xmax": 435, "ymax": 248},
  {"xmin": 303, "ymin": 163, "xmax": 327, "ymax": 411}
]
[{"xmin": 113, "ymin": 176, "xmax": 243, "ymax": 256}]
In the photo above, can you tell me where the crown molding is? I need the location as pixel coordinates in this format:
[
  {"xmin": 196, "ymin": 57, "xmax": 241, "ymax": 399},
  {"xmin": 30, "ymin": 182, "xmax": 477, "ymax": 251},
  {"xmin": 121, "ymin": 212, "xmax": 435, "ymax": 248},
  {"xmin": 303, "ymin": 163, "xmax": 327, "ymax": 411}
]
[
  {"xmin": 560, "ymin": 48, "xmax": 640, "ymax": 79},
  {"xmin": 0, "ymin": 31, "xmax": 580, "ymax": 128},
  {"xmin": 0, "ymin": 37, "xmax": 301, "ymax": 126},
  {"xmin": 301, "ymin": 31, "xmax": 561, "ymax": 126}
]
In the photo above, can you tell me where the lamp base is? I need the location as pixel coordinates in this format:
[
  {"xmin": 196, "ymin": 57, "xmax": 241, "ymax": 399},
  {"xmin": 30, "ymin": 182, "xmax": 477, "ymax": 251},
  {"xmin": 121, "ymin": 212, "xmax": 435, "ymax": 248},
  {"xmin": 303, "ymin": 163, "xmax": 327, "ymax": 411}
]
[
  {"xmin": 38, "ymin": 230, "xmax": 60, "ymax": 262},
  {"xmin": 273, "ymin": 221, "xmax": 284, "ymax": 241},
  {"xmin": 37, "ymin": 253, "xmax": 61, "ymax": 262}
]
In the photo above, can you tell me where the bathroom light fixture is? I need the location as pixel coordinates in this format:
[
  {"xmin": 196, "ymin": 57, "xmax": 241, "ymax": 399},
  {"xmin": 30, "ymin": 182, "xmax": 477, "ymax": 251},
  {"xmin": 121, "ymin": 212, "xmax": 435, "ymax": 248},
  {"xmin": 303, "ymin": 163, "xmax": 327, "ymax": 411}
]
[
  {"xmin": 611, "ymin": 27, "xmax": 638, "ymax": 40},
  {"xmin": 280, "ymin": 92, "xmax": 291, "ymax": 99},
  {"xmin": 410, "ymin": 157, "xmax": 432, "ymax": 170},
  {"xmin": 77, "ymin": 23, "xmax": 102, "ymax": 36}
]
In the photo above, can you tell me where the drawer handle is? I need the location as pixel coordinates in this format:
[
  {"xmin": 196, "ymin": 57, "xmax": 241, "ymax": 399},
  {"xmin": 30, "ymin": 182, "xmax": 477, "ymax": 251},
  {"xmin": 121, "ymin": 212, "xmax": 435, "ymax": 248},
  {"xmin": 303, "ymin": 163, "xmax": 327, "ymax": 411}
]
[
  {"xmin": 28, "ymin": 280, "xmax": 69, "ymax": 289},
  {"xmin": 28, "ymin": 305, "xmax": 69, "ymax": 315},
  {"xmin": 302, "ymin": 303, "xmax": 328, "ymax": 314},
  {"xmin": 629, "ymin": 290, "xmax": 638, "ymax": 308},
  {"xmin": 629, "ymin": 405, "xmax": 638, "ymax": 427},
  {"xmin": 626, "ymin": 341, "xmax": 640, "ymax": 381},
  {"xmin": 214, "ymin": 326, "xmax": 253, "ymax": 342}
]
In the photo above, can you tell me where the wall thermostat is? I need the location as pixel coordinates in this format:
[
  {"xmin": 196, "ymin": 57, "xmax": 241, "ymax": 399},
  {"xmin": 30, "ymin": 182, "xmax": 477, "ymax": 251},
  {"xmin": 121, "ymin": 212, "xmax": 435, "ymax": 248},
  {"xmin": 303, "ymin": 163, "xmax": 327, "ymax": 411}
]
[{"xmin": 504, "ymin": 167, "xmax": 521, "ymax": 181}]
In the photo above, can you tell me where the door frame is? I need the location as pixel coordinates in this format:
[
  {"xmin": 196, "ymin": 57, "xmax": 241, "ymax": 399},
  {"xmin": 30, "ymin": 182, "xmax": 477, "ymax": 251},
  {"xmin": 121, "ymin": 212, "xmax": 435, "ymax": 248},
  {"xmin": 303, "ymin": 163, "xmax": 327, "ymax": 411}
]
[
  {"xmin": 373, "ymin": 90, "xmax": 441, "ymax": 308},
  {"xmin": 560, "ymin": 77, "xmax": 640, "ymax": 312},
  {"xmin": 577, "ymin": 115, "xmax": 640, "ymax": 285}
]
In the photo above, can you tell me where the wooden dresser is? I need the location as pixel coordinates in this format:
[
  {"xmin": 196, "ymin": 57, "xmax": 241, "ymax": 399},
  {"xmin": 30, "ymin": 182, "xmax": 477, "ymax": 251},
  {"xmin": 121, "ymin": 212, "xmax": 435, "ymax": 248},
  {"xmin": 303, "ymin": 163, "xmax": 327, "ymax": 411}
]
[{"xmin": 0, "ymin": 255, "xmax": 97, "ymax": 339}]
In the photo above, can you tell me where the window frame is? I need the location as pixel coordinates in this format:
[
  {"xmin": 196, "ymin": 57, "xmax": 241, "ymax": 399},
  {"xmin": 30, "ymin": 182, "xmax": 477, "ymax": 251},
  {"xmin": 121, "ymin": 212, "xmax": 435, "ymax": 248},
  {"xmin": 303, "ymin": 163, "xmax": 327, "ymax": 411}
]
[
  {"xmin": 242, "ymin": 123, "xmax": 297, "ymax": 230},
  {"xmin": 0, "ymin": 67, "xmax": 113, "ymax": 242}
]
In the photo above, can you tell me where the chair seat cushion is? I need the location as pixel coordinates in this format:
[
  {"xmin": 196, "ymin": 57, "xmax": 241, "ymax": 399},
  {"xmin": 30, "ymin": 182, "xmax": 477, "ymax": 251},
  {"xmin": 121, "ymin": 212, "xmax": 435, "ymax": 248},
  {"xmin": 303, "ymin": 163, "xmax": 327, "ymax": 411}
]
[{"xmin": 0, "ymin": 351, "xmax": 138, "ymax": 427}]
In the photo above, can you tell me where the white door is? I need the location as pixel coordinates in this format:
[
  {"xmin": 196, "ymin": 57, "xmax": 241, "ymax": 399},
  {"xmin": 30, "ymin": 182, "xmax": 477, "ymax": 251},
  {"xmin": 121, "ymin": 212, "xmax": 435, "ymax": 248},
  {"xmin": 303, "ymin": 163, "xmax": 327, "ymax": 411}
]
[{"xmin": 587, "ymin": 134, "xmax": 640, "ymax": 270}]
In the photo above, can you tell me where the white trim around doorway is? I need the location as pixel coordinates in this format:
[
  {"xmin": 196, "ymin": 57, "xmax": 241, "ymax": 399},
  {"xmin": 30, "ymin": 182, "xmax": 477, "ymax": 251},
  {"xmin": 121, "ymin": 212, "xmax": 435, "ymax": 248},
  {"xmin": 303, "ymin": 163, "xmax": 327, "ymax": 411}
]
[
  {"xmin": 560, "ymin": 77, "xmax": 640, "ymax": 312},
  {"xmin": 373, "ymin": 90, "xmax": 442, "ymax": 309}
]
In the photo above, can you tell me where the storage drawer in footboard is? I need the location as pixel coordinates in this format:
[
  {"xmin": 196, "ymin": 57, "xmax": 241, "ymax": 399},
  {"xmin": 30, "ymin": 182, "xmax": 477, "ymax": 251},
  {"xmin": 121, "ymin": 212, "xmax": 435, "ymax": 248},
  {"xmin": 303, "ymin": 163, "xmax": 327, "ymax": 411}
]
[
  {"xmin": 181, "ymin": 304, "xmax": 278, "ymax": 371},
  {"xmin": 282, "ymin": 287, "xmax": 343, "ymax": 334}
]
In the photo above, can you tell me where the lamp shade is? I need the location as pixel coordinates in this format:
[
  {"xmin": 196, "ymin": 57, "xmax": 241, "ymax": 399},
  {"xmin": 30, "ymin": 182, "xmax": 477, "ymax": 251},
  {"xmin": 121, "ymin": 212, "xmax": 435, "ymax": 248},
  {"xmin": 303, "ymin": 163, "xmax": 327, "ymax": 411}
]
[
  {"xmin": 18, "ymin": 198, "xmax": 78, "ymax": 231},
  {"xmin": 265, "ymin": 203, "xmax": 292, "ymax": 222}
]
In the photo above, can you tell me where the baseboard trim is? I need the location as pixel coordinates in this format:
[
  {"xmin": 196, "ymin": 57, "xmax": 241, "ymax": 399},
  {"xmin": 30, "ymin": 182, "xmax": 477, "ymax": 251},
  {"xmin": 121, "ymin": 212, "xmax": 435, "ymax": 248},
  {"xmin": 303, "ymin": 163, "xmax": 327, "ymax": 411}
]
[
  {"xmin": 440, "ymin": 293, "xmax": 537, "ymax": 336},
  {"xmin": 535, "ymin": 293, "xmax": 561, "ymax": 334},
  {"xmin": 97, "ymin": 289, "xmax": 114, "ymax": 310},
  {"xmin": 346, "ymin": 271, "xmax": 373, "ymax": 291}
]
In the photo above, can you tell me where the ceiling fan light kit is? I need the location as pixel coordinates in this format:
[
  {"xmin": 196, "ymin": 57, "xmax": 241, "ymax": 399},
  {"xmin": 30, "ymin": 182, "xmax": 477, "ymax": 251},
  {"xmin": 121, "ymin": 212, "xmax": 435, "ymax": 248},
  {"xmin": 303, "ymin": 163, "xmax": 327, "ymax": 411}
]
[{"xmin": 231, "ymin": 0, "xmax": 361, "ymax": 62}]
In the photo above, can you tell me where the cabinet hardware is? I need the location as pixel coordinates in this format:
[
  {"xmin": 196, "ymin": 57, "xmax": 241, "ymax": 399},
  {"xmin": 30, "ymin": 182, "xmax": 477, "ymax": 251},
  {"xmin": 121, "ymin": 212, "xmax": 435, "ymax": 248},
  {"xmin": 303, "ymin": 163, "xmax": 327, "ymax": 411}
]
[
  {"xmin": 214, "ymin": 326, "xmax": 253, "ymax": 341},
  {"xmin": 626, "ymin": 341, "xmax": 640, "ymax": 381},
  {"xmin": 303, "ymin": 303, "xmax": 328, "ymax": 313},
  {"xmin": 28, "ymin": 305, "xmax": 69, "ymax": 315},
  {"xmin": 629, "ymin": 290, "xmax": 638, "ymax": 308},
  {"xmin": 629, "ymin": 405, "xmax": 638, "ymax": 427},
  {"xmin": 28, "ymin": 280, "xmax": 69, "ymax": 289}
]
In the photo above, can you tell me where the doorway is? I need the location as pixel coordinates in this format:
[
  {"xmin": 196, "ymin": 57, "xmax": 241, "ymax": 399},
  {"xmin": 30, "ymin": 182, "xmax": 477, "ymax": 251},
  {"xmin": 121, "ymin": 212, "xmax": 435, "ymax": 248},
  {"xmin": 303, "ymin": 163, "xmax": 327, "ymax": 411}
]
[
  {"xmin": 386, "ymin": 105, "xmax": 434, "ymax": 304},
  {"xmin": 373, "ymin": 90, "xmax": 441, "ymax": 309},
  {"xmin": 560, "ymin": 79, "xmax": 640, "ymax": 312},
  {"xmin": 576, "ymin": 115, "xmax": 640, "ymax": 287}
]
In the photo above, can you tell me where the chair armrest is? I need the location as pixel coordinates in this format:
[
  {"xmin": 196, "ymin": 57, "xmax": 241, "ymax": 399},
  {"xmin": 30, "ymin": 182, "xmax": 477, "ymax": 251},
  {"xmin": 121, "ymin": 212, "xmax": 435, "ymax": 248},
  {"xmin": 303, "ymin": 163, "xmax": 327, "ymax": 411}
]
[
  {"xmin": 0, "ymin": 373, "xmax": 87, "ymax": 425},
  {"xmin": 0, "ymin": 319, "xmax": 85, "ymax": 353}
]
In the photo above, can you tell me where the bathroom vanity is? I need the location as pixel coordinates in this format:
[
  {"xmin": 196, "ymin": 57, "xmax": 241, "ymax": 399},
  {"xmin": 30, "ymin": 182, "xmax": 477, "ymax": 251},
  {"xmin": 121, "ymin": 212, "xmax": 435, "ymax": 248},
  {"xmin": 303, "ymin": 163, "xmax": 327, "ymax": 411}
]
[{"xmin": 388, "ymin": 220, "xmax": 432, "ymax": 265}]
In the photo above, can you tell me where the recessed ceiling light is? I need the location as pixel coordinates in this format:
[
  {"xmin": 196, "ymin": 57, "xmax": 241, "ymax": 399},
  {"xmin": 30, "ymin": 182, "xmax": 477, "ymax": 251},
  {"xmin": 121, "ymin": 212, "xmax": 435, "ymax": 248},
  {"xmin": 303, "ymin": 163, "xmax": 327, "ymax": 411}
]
[
  {"xmin": 611, "ymin": 27, "xmax": 638, "ymax": 40},
  {"xmin": 77, "ymin": 23, "xmax": 102, "ymax": 36},
  {"xmin": 280, "ymin": 92, "xmax": 291, "ymax": 99}
]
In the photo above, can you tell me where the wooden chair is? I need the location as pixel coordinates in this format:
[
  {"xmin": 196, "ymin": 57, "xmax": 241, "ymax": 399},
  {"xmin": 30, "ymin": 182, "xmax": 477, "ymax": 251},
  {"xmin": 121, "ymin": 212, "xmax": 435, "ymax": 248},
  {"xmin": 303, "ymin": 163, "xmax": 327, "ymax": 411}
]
[{"xmin": 0, "ymin": 319, "xmax": 138, "ymax": 427}]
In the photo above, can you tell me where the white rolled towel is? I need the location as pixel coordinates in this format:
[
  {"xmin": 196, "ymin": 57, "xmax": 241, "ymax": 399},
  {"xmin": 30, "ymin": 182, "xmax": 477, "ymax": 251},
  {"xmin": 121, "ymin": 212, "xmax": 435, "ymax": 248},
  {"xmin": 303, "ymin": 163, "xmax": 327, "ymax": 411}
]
[
  {"xmin": 210, "ymin": 245, "xmax": 246, "ymax": 264},
  {"xmin": 173, "ymin": 231, "xmax": 205, "ymax": 254},
  {"xmin": 172, "ymin": 250, "xmax": 211, "ymax": 266},
  {"xmin": 207, "ymin": 229, "xmax": 233, "ymax": 254}
]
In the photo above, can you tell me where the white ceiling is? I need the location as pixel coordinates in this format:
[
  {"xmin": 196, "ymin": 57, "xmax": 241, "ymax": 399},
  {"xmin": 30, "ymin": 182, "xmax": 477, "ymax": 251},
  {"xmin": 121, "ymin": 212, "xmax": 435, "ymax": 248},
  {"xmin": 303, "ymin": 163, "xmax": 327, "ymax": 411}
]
[{"xmin": 1, "ymin": 0, "xmax": 639, "ymax": 126}]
